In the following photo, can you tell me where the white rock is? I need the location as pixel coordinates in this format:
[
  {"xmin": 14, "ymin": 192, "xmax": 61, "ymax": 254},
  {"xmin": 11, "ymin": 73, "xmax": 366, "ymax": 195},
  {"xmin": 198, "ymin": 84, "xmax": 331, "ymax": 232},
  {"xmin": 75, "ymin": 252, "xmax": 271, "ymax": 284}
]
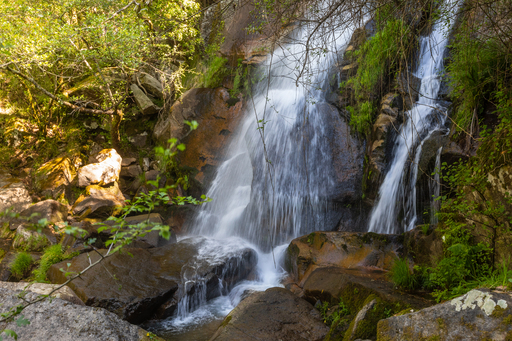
[{"xmin": 77, "ymin": 149, "xmax": 122, "ymax": 187}]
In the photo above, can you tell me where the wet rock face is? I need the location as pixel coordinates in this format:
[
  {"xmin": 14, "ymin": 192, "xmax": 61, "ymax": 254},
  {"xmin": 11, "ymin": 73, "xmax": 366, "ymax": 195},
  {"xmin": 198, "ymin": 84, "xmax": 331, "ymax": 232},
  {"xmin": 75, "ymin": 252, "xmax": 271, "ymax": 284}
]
[
  {"xmin": 77, "ymin": 149, "xmax": 122, "ymax": 187},
  {"xmin": 0, "ymin": 288, "xmax": 162, "ymax": 341},
  {"xmin": 48, "ymin": 236, "xmax": 257, "ymax": 324},
  {"xmin": 210, "ymin": 287, "xmax": 330, "ymax": 341},
  {"xmin": 320, "ymin": 103, "xmax": 365, "ymax": 203},
  {"xmin": 153, "ymin": 88, "xmax": 244, "ymax": 189},
  {"xmin": 285, "ymin": 232, "xmax": 400, "ymax": 284},
  {"xmin": 378, "ymin": 289, "xmax": 512, "ymax": 340}
]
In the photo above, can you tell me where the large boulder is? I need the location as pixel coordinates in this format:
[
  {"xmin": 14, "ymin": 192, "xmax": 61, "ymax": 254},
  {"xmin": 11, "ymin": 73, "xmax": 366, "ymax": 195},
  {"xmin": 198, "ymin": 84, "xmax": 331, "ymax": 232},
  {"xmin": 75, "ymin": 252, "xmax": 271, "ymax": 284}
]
[
  {"xmin": 210, "ymin": 287, "xmax": 330, "ymax": 341},
  {"xmin": 48, "ymin": 236, "xmax": 257, "ymax": 324},
  {"xmin": 34, "ymin": 154, "xmax": 82, "ymax": 199},
  {"xmin": 16, "ymin": 199, "xmax": 68, "ymax": 226},
  {"xmin": 377, "ymin": 288, "xmax": 512, "ymax": 340},
  {"xmin": 285, "ymin": 232, "xmax": 400, "ymax": 283},
  {"xmin": 300, "ymin": 267, "xmax": 430, "ymax": 313},
  {"xmin": 0, "ymin": 288, "xmax": 163, "ymax": 341},
  {"xmin": 153, "ymin": 88, "xmax": 244, "ymax": 188},
  {"xmin": 0, "ymin": 281, "xmax": 83, "ymax": 305},
  {"xmin": 298, "ymin": 267, "xmax": 431, "ymax": 341},
  {"xmin": 72, "ymin": 182, "xmax": 126, "ymax": 219},
  {"xmin": 77, "ymin": 149, "xmax": 122, "ymax": 187},
  {"xmin": 0, "ymin": 169, "xmax": 32, "ymax": 214}
]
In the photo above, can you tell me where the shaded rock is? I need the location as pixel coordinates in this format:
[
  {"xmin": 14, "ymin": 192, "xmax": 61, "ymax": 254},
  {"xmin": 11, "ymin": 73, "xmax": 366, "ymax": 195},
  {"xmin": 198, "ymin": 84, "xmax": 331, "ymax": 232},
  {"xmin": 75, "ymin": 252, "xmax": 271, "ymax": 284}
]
[
  {"xmin": 402, "ymin": 225, "xmax": 444, "ymax": 268},
  {"xmin": 321, "ymin": 103, "xmax": 365, "ymax": 203},
  {"xmin": 367, "ymin": 113, "xmax": 398, "ymax": 199},
  {"xmin": 17, "ymin": 199, "xmax": 68, "ymax": 226},
  {"xmin": 138, "ymin": 73, "xmax": 163, "ymax": 99},
  {"xmin": 48, "ymin": 236, "xmax": 257, "ymax": 324},
  {"xmin": 124, "ymin": 213, "xmax": 176, "ymax": 247},
  {"xmin": 128, "ymin": 132, "xmax": 149, "ymax": 148},
  {"xmin": 215, "ymin": 0, "xmax": 295, "ymax": 64},
  {"xmin": 72, "ymin": 182, "xmax": 126, "ymax": 219},
  {"xmin": 380, "ymin": 93, "xmax": 402, "ymax": 118},
  {"xmin": 122, "ymin": 157, "xmax": 137, "ymax": 167},
  {"xmin": 285, "ymin": 232, "xmax": 400, "ymax": 283},
  {"xmin": 377, "ymin": 288, "xmax": 512, "ymax": 340},
  {"xmin": 0, "ymin": 281, "xmax": 84, "ymax": 305},
  {"xmin": 77, "ymin": 149, "xmax": 122, "ymax": 187},
  {"xmin": 153, "ymin": 88, "xmax": 244, "ymax": 188},
  {"xmin": 121, "ymin": 164, "xmax": 143, "ymax": 179},
  {"xmin": 0, "ymin": 288, "xmax": 163, "ymax": 341},
  {"xmin": 34, "ymin": 155, "xmax": 82, "ymax": 199},
  {"xmin": 0, "ymin": 169, "xmax": 32, "ymax": 215},
  {"xmin": 395, "ymin": 72, "xmax": 421, "ymax": 106},
  {"xmin": 210, "ymin": 287, "xmax": 329, "ymax": 341},
  {"xmin": 13, "ymin": 224, "xmax": 55, "ymax": 251},
  {"xmin": 130, "ymin": 84, "xmax": 158, "ymax": 115},
  {"xmin": 301, "ymin": 267, "xmax": 430, "ymax": 313}
]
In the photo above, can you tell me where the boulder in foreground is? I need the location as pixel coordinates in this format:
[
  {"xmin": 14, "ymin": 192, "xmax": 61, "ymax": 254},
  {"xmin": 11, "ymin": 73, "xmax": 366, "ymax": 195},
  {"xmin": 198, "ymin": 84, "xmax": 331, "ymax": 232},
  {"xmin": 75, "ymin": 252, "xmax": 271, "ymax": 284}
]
[
  {"xmin": 210, "ymin": 287, "xmax": 329, "ymax": 341},
  {"xmin": 377, "ymin": 288, "xmax": 512, "ymax": 340},
  {"xmin": 0, "ymin": 288, "xmax": 163, "ymax": 341}
]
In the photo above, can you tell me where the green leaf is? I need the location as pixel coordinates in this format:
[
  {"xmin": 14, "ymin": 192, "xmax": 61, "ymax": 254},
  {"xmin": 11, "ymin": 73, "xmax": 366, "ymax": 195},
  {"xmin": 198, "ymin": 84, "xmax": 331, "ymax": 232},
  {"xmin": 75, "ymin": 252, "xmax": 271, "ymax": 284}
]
[{"xmin": 16, "ymin": 316, "xmax": 30, "ymax": 327}]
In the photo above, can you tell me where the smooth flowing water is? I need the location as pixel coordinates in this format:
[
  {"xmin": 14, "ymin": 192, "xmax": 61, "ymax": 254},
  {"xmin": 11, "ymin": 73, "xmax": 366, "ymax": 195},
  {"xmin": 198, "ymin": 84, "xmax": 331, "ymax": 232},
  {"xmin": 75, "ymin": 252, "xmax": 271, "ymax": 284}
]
[
  {"xmin": 368, "ymin": 0, "xmax": 460, "ymax": 234},
  {"xmin": 158, "ymin": 1, "xmax": 360, "ymax": 337}
]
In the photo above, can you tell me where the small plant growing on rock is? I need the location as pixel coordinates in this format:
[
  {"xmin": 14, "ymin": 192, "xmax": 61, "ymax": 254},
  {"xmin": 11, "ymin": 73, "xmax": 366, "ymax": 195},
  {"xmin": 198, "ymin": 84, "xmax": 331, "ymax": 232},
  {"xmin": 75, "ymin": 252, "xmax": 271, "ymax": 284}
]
[
  {"xmin": 390, "ymin": 258, "xmax": 417, "ymax": 290},
  {"xmin": 32, "ymin": 244, "xmax": 77, "ymax": 283},
  {"xmin": 10, "ymin": 252, "xmax": 34, "ymax": 279}
]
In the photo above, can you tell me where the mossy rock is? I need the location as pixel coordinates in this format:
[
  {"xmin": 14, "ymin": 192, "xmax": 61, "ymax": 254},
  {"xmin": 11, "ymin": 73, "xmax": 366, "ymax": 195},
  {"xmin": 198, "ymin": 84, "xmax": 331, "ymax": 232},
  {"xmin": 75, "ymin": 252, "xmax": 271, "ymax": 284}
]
[
  {"xmin": 343, "ymin": 294, "xmax": 404, "ymax": 341},
  {"xmin": 34, "ymin": 154, "xmax": 82, "ymax": 199}
]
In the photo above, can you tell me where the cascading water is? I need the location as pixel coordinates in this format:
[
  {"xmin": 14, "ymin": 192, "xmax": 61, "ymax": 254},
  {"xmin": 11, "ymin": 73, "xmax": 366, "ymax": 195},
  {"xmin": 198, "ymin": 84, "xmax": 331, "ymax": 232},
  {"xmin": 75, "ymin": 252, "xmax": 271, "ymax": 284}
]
[
  {"xmin": 158, "ymin": 1, "xmax": 361, "ymax": 335},
  {"xmin": 429, "ymin": 147, "xmax": 443, "ymax": 226},
  {"xmin": 368, "ymin": 0, "xmax": 460, "ymax": 234},
  {"xmin": 191, "ymin": 27, "xmax": 358, "ymax": 250}
]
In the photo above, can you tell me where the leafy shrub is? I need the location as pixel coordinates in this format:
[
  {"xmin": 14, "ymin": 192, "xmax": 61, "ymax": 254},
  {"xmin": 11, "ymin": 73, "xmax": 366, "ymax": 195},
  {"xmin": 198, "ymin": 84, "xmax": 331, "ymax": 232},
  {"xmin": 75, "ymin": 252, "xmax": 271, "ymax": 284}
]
[
  {"xmin": 10, "ymin": 252, "xmax": 34, "ymax": 278},
  {"xmin": 390, "ymin": 258, "xmax": 417, "ymax": 290}
]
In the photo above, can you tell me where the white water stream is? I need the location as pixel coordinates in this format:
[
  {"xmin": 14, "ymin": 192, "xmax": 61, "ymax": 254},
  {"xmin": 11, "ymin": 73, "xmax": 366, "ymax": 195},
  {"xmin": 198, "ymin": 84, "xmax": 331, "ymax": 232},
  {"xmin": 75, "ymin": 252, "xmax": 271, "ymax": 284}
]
[{"xmin": 368, "ymin": 0, "xmax": 460, "ymax": 234}]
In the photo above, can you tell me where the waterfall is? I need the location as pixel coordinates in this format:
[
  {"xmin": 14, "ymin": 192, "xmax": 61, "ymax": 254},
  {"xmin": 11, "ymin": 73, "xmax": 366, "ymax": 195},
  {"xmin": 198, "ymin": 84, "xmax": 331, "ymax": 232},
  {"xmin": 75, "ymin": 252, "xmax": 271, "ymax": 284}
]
[
  {"xmin": 429, "ymin": 147, "xmax": 443, "ymax": 226},
  {"xmin": 190, "ymin": 6, "xmax": 358, "ymax": 249},
  {"xmin": 368, "ymin": 0, "xmax": 460, "ymax": 234},
  {"xmin": 163, "ymin": 1, "xmax": 361, "ymax": 326}
]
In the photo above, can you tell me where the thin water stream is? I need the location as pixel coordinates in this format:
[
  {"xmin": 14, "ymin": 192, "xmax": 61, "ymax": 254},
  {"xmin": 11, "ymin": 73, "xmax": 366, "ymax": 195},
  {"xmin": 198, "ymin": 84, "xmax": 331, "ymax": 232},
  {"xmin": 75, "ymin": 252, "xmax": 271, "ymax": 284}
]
[{"xmin": 368, "ymin": 0, "xmax": 460, "ymax": 234}]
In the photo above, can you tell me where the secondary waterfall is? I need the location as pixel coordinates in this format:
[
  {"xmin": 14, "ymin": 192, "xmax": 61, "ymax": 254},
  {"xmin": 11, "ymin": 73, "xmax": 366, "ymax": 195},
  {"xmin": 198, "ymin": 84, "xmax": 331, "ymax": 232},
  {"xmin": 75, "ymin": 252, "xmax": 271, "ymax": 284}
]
[{"xmin": 368, "ymin": 0, "xmax": 460, "ymax": 234}]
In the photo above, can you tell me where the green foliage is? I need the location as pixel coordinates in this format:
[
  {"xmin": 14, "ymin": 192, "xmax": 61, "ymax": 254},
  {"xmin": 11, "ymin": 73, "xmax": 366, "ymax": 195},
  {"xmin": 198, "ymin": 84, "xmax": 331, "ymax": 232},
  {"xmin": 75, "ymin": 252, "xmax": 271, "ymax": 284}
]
[
  {"xmin": 10, "ymin": 252, "xmax": 33, "ymax": 278},
  {"xmin": 349, "ymin": 19, "xmax": 412, "ymax": 100},
  {"xmin": 343, "ymin": 17, "xmax": 414, "ymax": 134},
  {"xmin": 154, "ymin": 120, "xmax": 198, "ymax": 189},
  {"xmin": 319, "ymin": 298, "xmax": 351, "ymax": 326},
  {"xmin": 203, "ymin": 56, "xmax": 229, "ymax": 88},
  {"xmin": 390, "ymin": 258, "xmax": 417, "ymax": 290},
  {"xmin": 32, "ymin": 244, "xmax": 74, "ymax": 282},
  {"xmin": 447, "ymin": 15, "xmax": 512, "ymax": 133},
  {"xmin": 230, "ymin": 59, "xmax": 249, "ymax": 97},
  {"xmin": 347, "ymin": 101, "xmax": 374, "ymax": 134}
]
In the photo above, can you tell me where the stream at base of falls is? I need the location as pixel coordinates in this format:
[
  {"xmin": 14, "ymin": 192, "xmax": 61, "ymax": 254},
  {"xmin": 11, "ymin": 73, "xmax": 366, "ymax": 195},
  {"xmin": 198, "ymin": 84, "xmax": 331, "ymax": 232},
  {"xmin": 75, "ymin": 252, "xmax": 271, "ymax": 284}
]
[{"xmin": 146, "ymin": 241, "xmax": 289, "ymax": 340}]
